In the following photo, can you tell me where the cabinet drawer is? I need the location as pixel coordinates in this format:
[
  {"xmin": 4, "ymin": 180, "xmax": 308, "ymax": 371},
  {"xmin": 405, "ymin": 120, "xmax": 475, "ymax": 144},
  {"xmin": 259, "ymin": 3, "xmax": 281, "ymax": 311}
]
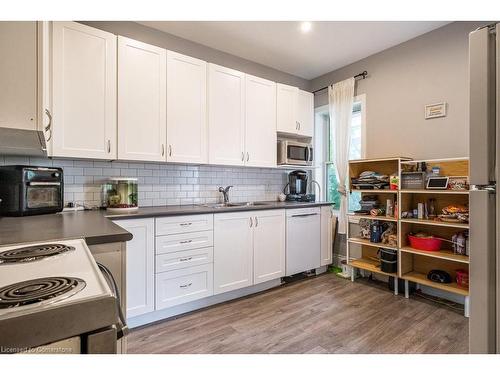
[
  {"xmin": 156, "ymin": 214, "xmax": 213, "ymax": 235},
  {"xmin": 155, "ymin": 231, "xmax": 213, "ymax": 254},
  {"xmin": 156, "ymin": 247, "xmax": 213, "ymax": 273},
  {"xmin": 155, "ymin": 264, "xmax": 213, "ymax": 309}
]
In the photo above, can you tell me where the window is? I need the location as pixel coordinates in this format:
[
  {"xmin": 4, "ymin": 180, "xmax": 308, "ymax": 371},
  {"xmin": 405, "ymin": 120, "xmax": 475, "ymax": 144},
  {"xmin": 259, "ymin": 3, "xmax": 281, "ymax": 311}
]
[{"xmin": 314, "ymin": 94, "xmax": 366, "ymax": 211}]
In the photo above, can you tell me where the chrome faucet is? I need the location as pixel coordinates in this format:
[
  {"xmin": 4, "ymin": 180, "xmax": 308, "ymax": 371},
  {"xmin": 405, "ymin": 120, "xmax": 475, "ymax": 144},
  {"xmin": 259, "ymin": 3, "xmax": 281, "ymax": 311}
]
[{"xmin": 218, "ymin": 186, "xmax": 233, "ymax": 203}]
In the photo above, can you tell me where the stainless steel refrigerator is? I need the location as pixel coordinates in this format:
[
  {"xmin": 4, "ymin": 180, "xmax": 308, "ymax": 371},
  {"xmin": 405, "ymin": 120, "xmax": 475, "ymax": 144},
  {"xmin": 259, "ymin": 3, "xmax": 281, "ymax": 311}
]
[{"xmin": 469, "ymin": 22, "xmax": 499, "ymax": 354}]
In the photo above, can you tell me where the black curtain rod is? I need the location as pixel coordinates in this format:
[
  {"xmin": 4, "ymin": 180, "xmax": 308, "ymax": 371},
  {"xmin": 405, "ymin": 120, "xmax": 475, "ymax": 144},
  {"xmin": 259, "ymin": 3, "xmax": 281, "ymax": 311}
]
[{"xmin": 312, "ymin": 70, "xmax": 368, "ymax": 94}]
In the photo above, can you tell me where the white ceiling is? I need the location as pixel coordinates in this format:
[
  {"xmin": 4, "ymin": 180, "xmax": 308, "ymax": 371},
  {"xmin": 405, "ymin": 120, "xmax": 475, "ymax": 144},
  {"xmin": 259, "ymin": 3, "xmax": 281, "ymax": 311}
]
[{"xmin": 139, "ymin": 21, "xmax": 450, "ymax": 80}]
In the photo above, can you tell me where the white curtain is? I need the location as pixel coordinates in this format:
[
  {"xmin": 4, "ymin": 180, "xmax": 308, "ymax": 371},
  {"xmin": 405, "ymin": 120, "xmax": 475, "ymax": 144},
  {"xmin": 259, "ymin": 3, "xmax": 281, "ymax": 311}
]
[{"xmin": 328, "ymin": 77, "xmax": 355, "ymax": 234}]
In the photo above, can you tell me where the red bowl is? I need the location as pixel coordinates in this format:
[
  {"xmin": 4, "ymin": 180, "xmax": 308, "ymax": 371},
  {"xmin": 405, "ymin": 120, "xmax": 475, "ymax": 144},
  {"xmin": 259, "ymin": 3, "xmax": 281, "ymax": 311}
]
[{"xmin": 408, "ymin": 235, "xmax": 442, "ymax": 251}]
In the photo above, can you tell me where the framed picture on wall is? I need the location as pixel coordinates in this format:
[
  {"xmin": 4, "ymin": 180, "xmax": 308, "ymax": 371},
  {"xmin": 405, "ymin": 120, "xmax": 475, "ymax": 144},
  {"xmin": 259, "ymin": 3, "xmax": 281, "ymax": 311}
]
[{"xmin": 425, "ymin": 102, "xmax": 447, "ymax": 119}]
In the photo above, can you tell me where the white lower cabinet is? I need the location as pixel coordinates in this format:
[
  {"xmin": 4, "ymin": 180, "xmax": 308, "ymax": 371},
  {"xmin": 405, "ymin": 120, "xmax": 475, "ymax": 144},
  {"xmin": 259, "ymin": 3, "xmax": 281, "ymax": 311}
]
[
  {"xmin": 213, "ymin": 210, "xmax": 285, "ymax": 294},
  {"xmin": 320, "ymin": 206, "xmax": 335, "ymax": 266},
  {"xmin": 253, "ymin": 210, "xmax": 285, "ymax": 284},
  {"xmin": 155, "ymin": 264, "xmax": 213, "ymax": 310},
  {"xmin": 154, "ymin": 215, "xmax": 215, "ymax": 310},
  {"xmin": 213, "ymin": 211, "xmax": 254, "ymax": 294},
  {"xmin": 112, "ymin": 218, "xmax": 155, "ymax": 319}
]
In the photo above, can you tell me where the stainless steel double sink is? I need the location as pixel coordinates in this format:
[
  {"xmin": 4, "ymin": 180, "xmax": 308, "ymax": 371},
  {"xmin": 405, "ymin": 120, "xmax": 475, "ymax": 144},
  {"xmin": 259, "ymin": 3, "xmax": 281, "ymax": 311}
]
[{"xmin": 199, "ymin": 202, "xmax": 272, "ymax": 209}]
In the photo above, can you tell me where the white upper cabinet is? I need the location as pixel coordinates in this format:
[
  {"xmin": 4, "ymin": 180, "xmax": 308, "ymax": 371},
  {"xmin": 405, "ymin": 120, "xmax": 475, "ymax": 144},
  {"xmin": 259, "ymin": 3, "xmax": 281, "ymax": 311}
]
[
  {"xmin": 208, "ymin": 63, "xmax": 246, "ymax": 166},
  {"xmin": 253, "ymin": 210, "xmax": 285, "ymax": 284},
  {"xmin": 0, "ymin": 22, "xmax": 38, "ymax": 130},
  {"xmin": 297, "ymin": 90, "xmax": 314, "ymax": 137},
  {"xmin": 166, "ymin": 51, "xmax": 207, "ymax": 164},
  {"xmin": 118, "ymin": 36, "xmax": 167, "ymax": 162},
  {"xmin": 277, "ymin": 84, "xmax": 314, "ymax": 138},
  {"xmin": 276, "ymin": 83, "xmax": 299, "ymax": 134},
  {"xmin": 51, "ymin": 21, "xmax": 117, "ymax": 159},
  {"xmin": 244, "ymin": 75, "xmax": 277, "ymax": 168}
]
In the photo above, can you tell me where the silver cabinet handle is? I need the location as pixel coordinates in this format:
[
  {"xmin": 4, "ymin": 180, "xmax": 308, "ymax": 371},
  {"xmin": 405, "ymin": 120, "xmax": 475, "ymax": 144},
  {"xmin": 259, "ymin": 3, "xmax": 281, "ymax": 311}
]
[
  {"xmin": 179, "ymin": 257, "xmax": 192, "ymax": 262},
  {"xmin": 246, "ymin": 152, "xmax": 249, "ymax": 162},
  {"xmin": 291, "ymin": 213, "xmax": 319, "ymax": 218},
  {"xmin": 249, "ymin": 217, "xmax": 253, "ymax": 227},
  {"xmin": 180, "ymin": 222, "xmax": 192, "ymax": 226},
  {"xmin": 180, "ymin": 283, "xmax": 192, "ymax": 288},
  {"xmin": 295, "ymin": 121, "xmax": 299, "ymax": 130},
  {"xmin": 180, "ymin": 239, "xmax": 193, "ymax": 244},
  {"xmin": 169, "ymin": 145, "xmax": 172, "ymax": 156},
  {"xmin": 298, "ymin": 122, "xmax": 301, "ymax": 130},
  {"xmin": 255, "ymin": 217, "xmax": 258, "ymax": 227},
  {"xmin": 44, "ymin": 109, "xmax": 52, "ymax": 142},
  {"xmin": 107, "ymin": 139, "xmax": 111, "ymax": 153},
  {"xmin": 241, "ymin": 152, "xmax": 245, "ymax": 161},
  {"xmin": 161, "ymin": 144, "xmax": 165, "ymax": 156}
]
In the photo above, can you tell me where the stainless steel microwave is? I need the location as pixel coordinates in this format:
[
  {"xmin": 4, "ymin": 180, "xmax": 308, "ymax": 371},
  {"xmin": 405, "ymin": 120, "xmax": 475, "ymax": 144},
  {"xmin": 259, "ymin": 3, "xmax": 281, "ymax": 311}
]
[{"xmin": 277, "ymin": 140, "xmax": 313, "ymax": 166}]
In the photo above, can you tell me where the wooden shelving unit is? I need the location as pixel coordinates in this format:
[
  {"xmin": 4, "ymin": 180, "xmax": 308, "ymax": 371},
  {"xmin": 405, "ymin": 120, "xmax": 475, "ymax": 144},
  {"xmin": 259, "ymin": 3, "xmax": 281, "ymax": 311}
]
[
  {"xmin": 347, "ymin": 157, "xmax": 410, "ymax": 296},
  {"xmin": 347, "ymin": 157, "xmax": 470, "ymax": 315},
  {"xmin": 399, "ymin": 157, "xmax": 470, "ymax": 316}
]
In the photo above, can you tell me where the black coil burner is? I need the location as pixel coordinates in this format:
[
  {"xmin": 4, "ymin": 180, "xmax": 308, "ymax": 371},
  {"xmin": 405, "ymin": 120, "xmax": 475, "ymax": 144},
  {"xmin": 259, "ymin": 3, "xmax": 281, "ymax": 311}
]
[
  {"xmin": 0, "ymin": 277, "xmax": 86, "ymax": 309},
  {"xmin": 0, "ymin": 244, "xmax": 75, "ymax": 264}
]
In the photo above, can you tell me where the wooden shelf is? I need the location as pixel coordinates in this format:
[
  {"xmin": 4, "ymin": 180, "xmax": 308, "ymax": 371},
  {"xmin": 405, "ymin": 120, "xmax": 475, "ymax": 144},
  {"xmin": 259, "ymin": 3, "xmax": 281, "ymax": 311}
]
[
  {"xmin": 349, "ymin": 257, "xmax": 397, "ymax": 277},
  {"xmin": 348, "ymin": 237, "xmax": 398, "ymax": 251},
  {"xmin": 400, "ymin": 218, "xmax": 469, "ymax": 229},
  {"xmin": 400, "ymin": 189, "xmax": 469, "ymax": 195},
  {"xmin": 400, "ymin": 246, "xmax": 469, "ymax": 264},
  {"xmin": 349, "ymin": 157, "xmax": 412, "ymax": 163},
  {"xmin": 400, "ymin": 157, "xmax": 469, "ymax": 164},
  {"xmin": 348, "ymin": 213, "xmax": 397, "ymax": 222},
  {"xmin": 402, "ymin": 271, "xmax": 469, "ymax": 296},
  {"xmin": 350, "ymin": 189, "xmax": 398, "ymax": 194}
]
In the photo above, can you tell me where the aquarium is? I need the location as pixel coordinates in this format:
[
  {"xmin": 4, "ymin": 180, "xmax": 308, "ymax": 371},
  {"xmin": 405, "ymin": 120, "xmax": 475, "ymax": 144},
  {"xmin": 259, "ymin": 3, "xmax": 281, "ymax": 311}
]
[{"xmin": 102, "ymin": 178, "xmax": 138, "ymax": 212}]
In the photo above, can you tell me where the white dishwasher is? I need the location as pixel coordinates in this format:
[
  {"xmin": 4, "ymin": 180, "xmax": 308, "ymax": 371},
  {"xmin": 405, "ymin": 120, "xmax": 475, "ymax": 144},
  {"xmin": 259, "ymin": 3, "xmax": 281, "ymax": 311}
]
[{"xmin": 285, "ymin": 207, "xmax": 321, "ymax": 276}]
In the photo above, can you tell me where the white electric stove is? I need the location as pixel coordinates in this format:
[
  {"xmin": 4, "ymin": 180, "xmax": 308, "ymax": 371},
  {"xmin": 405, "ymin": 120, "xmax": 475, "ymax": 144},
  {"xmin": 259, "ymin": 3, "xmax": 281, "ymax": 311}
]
[{"xmin": 0, "ymin": 239, "xmax": 125, "ymax": 353}]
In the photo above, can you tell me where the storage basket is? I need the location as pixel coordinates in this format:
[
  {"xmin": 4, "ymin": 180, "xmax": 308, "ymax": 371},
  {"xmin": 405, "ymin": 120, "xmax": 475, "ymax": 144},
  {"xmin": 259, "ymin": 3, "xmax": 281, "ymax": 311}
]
[
  {"xmin": 379, "ymin": 248, "xmax": 397, "ymax": 273},
  {"xmin": 401, "ymin": 172, "xmax": 426, "ymax": 190},
  {"xmin": 408, "ymin": 234, "xmax": 442, "ymax": 251}
]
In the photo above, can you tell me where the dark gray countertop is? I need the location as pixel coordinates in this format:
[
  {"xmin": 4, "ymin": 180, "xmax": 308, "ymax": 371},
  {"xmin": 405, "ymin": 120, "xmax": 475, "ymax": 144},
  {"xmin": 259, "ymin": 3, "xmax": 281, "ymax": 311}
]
[
  {"xmin": 0, "ymin": 210, "xmax": 133, "ymax": 247},
  {"xmin": 0, "ymin": 201, "xmax": 333, "ymax": 247},
  {"xmin": 106, "ymin": 201, "xmax": 333, "ymax": 220}
]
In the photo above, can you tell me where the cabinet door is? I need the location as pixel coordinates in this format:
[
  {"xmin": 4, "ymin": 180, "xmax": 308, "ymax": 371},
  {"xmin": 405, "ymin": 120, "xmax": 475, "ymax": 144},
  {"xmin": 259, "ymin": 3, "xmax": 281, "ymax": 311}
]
[
  {"xmin": 208, "ymin": 63, "xmax": 245, "ymax": 166},
  {"xmin": 276, "ymin": 83, "xmax": 298, "ymax": 134},
  {"xmin": 297, "ymin": 90, "xmax": 314, "ymax": 137},
  {"xmin": 52, "ymin": 22, "xmax": 117, "ymax": 159},
  {"xmin": 113, "ymin": 218, "xmax": 155, "ymax": 318},
  {"xmin": 320, "ymin": 206, "xmax": 334, "ymax": 266},
  {"xmin": 213, "ymin": 211, "xmax": 253, "ymax": 294},
  {"xmin": 167, "ymin": 51, "xmax": 207, "ymax": 164},
  {"xmin": 253, "ymin": 210, "xmax": 285, "ymax": 284},
  {"xmin": 118, "ymin": 36, "xmax": 166, "ymax": 162},
  {"xmin": 0, "ymin": 22, "xmax": 37, "ymax": 130},
  {"xmin": 245, "ymin": 74, "xmax": 277, "ymax": 167}
]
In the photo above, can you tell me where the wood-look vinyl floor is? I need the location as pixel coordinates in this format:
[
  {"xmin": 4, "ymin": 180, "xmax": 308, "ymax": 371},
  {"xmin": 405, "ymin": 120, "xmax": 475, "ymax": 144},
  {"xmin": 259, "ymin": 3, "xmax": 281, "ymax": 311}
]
[{"xmin": 127, "ymin": 274, "xmax": 469, "ymax": 354}]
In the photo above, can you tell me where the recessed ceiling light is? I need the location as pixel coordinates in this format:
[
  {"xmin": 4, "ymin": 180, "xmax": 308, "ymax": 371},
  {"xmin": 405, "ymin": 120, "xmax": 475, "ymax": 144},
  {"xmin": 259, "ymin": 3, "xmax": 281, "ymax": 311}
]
[{"xmin": 300, "ymin": 21, "xmax": 312, "ymax": 33}]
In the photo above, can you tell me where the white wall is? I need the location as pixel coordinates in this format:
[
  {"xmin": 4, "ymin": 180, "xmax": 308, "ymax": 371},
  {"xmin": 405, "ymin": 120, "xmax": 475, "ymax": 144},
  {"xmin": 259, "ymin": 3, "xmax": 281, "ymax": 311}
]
[{"xmin": 310, "ymin": 21, "xmax": 487, "ymax": 160}]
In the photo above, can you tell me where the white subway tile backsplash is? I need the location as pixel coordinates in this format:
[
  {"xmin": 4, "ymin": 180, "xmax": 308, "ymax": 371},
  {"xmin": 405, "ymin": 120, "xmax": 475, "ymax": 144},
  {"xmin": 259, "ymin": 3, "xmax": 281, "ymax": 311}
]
[{"xmin": 0, "ymin": 157, "xmax": 289, "ymax": 208}]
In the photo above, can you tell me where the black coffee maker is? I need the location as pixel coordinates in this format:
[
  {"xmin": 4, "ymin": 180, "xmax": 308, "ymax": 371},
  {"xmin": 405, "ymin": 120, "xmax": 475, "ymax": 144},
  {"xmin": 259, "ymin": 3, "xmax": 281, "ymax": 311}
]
[{"xmin": 284, "ymin": 170, "xmax": 315, "ymax": 202}]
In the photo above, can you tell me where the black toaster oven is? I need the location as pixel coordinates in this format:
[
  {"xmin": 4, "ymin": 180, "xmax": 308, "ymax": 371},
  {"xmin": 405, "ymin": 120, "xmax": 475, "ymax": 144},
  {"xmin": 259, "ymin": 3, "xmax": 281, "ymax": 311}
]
[{"xmin": 0, "ymin": 165, "xmax": 64, "ymax": 216}]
